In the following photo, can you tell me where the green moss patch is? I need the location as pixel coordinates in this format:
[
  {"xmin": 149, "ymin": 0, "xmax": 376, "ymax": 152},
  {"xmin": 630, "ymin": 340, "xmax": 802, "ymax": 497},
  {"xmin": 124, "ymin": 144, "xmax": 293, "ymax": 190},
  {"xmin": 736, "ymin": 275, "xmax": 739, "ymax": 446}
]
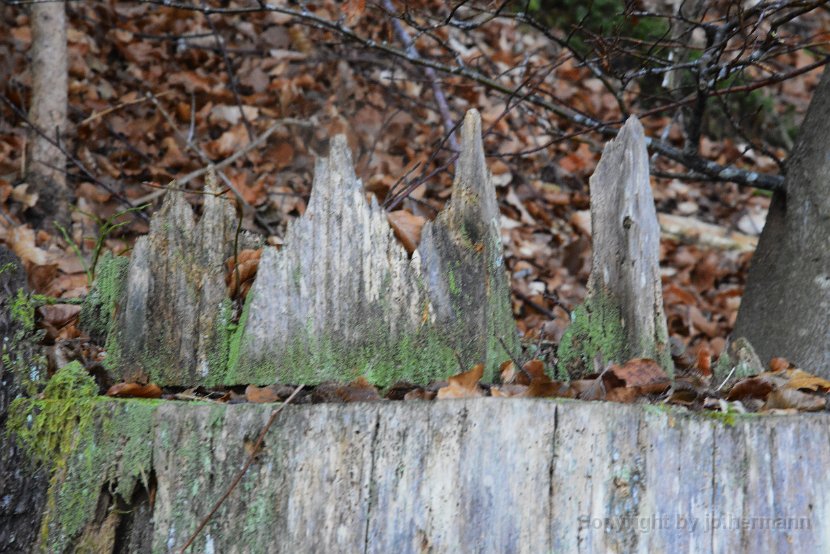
[
  {"xmin": 556, "ymin": 292, "xmax": 626, "ymax": 380},
  {"xmin": 7, "ymin": 362, "xmax": 157, "ymax": 552},
  {"xmin": 79, "ymin": 253, "xmax": 129, "ymax": 344}
]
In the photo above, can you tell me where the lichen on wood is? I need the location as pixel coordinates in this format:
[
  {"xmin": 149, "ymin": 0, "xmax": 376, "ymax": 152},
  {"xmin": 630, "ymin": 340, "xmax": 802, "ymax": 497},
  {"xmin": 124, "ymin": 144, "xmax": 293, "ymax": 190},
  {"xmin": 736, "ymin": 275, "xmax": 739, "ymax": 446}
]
[
  {"xmin": 418, "ymin": 110, "xmax": 519, "ymax": 381},
  {"xmin": 105, "ymin": 172, "xmax": 240, "ymax": 384},
  {"xmin": 13, "ymin": 398, "xmax": 830, "ymax": 552},
  {"xmin": 7, "ymin": 362, "xmax": 156, "ymax": 552},
  {"xmin": 78, "ymin": 252, "xmax": 129, "ymax": 345},
  {"xmin": 230, "ymin": 110, "xmax": 517, "ymax": 386},
  {"xmin": 103, "ymin": 111, "xmax": 516, "ymax": 387},
  {"xmin": 557, "ymin": 117, "xmax": 672, "ymax": 379}
]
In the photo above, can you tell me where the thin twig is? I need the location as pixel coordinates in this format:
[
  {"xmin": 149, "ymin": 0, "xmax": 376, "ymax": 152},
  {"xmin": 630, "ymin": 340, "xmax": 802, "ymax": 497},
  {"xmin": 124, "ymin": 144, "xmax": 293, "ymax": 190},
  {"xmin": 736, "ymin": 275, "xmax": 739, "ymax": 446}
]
[
  {"xmin": 381, "ymin": 0, "xmax": 459, "ymax": 153},
  {"xmin": 201, "ymin": 0, "xmax": 256, "ymax": 142},
  {"xmin": 133, "ymin": 0, "xmax": 787, "ymax": 192},
  {"xmin": 144, "ymin": 91, "xmax": 310, "ymax": 232},
  {"xmin": 179, "ymin": 384, "xmax": 305, "ymax": 553},
  {"xmin": 79, "ymin": 90, "xmax": 173, "ymax": 126},
  {"xmin": 0, "ymin": 94, "xmax": 149, "ymax": 221}
]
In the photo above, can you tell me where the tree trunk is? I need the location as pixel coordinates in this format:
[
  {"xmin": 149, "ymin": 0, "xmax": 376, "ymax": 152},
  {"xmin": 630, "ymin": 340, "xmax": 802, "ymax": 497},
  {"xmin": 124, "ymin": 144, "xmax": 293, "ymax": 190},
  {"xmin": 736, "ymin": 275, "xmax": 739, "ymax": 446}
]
[
  {"xmin": 25, "ymin": 0, "xmax": 70, "ymax": 228},
  {"xmin": 735, "ymin": 66, "xmax": 830, "ymax": 375}
]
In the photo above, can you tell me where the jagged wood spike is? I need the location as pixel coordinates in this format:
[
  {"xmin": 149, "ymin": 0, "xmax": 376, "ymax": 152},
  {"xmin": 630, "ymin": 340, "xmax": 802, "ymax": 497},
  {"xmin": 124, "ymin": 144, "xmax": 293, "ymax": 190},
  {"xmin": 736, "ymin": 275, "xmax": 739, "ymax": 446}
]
[
  {"xmin": 418, "ymin": 109, "xmax": 518, "ymax": 381},
  {"xmin": 230, "ymin": 136, "xmax": 454, "ymax": 386},
  {"xmin": 557, "ymin": 116, "xmax": 672, "ymax": 378},
  {"xmin": 106, "ymin": 171, "xmax": 239, "ymax": 383}
]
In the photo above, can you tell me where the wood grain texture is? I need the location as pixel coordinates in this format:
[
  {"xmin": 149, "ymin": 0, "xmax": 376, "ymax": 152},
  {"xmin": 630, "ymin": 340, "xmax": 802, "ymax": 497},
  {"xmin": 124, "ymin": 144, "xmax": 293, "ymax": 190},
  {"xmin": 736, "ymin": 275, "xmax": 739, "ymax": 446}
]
[
  {"xmin": 589, "ymin": 116, "xmax": 670, "ymax": 366},
  {"xmin": 558, "ymin": 116, "xmax": 672, "ymax": 377},
  {"xmin": 60, "ymin": 399, "xmax": 830, "ymax": 553},
  {"xmin": 104, "ymin": 110, "xmax": 517, "ymax": 386},
  {"xmin": 419, "ymin": 110, "xmax": 519, "ymax": 380},
  {"xmin": 107, "ymin": 172, "xmax": 238, "ymax": 383},
  {"xmin": 231, "ymin": 134, "xmax": 432, "ymax": 385},
  {"xmin": 231, "ymin": 110, "xmax": 517, "ymax": 385}
]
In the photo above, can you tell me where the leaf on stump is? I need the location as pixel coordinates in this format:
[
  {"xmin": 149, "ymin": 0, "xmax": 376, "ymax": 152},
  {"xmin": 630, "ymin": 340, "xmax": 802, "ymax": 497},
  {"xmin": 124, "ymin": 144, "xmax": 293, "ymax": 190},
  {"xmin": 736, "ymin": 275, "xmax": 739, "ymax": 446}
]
[
  {"xmin": 245, "ymin": 384, "xmax": 280, "ymax": 403},
  {"xmin": 762, "ymin": 389, "xmax": 826, "ymax": 412},
  {"xmin": 336, "ymin": 376, "xmax": 381, "ymax": 402},
  {"xmin": 437, "ymin": 364, "xmax": 484, "ymax": 399},
  {"xmin": 606, "ymin": 358, "xmax": 671, "ymax": 394}
]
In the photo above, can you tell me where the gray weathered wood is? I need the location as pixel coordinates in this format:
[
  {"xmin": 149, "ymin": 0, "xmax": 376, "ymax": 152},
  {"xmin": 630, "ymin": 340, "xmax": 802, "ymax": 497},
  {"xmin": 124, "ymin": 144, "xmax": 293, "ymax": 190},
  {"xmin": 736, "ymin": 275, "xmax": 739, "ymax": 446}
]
[
  {"xmin": 419, "ymin": 110, "xmax": 519, "ymax": 379},
  {"xmin": 100, "ymin": 109, "xmax": 517, "ymax": 386},
  {"xmin": 230, "ymin": 134, "xmax": 434, "ymax": 386},
  {"xmin": 30, "ymin": 399, "xmax": 830, "ymax": 553},
  {"xmin": 558, "ymin": 116, "xmax": 672, "ymax": 378},
  {"xmin": 227, "ymin": 109, "xmax": 516, "ymax": 386},
  {"xmin": 106, "ymin": 172, "xmax": 239, "ymax": 383}
]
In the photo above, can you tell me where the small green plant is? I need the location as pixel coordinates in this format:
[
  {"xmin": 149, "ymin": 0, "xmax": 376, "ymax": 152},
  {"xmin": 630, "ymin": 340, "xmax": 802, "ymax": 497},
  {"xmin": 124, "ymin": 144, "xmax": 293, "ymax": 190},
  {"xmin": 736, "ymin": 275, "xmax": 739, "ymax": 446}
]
[{"xmin": 54, "ymin": 203, "xmax": 148, "ymax": 285}]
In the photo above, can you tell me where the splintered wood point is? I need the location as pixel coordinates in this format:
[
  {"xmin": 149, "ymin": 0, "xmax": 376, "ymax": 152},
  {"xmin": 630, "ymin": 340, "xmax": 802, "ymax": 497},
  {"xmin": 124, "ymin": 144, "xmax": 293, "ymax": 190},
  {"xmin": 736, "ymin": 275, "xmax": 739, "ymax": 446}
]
[
  {"xmin": 231, "ymin": 134, "xmax": 437, "ymax": 386},
  {"xmin": 449, "ymin": 109, "xmax": 499, "ymax": 224},
  {"xmin": 418, "ymin": 109, "xmax": 518, "ymax": 379},
  {"xmin": 558, "ymin": 116, "xmax": 672, "ymax": 378},
  {"xmin": 106, "ymin": 176, "xmax": 239, "ymax": 384}
]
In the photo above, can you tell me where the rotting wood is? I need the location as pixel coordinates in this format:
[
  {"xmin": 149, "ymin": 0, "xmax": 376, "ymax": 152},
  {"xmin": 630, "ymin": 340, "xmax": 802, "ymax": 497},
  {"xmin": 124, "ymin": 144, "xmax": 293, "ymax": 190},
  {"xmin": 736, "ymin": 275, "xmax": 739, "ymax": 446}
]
[
  {"xmin": 96, "ymin": 109, "xmax": 518, "ymax": 387},
  {"xmin": 230, "ymin": 109, "xmax": 516, "ymax": 385},
  {"xmin": 229, "ymin": 133, "xmax": 439, "ymax": 386},
  {"xmin": 104, "ymin": 171, "xmax": 243, "ymax": 384},
  {"xmin": 16, "ymin": 397, "xmax": 830, "ymax": 553},
  {"xmin": 558, "ymin": 116, "xmax": 672, "ymax": 379},
  {"xmin": 419, "ymin": 110, "xmax": 519, "ymax": 380}
]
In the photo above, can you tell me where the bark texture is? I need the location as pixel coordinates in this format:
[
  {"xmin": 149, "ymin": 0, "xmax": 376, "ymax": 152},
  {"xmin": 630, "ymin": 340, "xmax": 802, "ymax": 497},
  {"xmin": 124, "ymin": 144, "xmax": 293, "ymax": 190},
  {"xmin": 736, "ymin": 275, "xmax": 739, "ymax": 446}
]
[
  {"xmin": 0, "ymin": 247, "xmax": 48, "ymax": 553},
  {"xmin": 26, "ymin": 0, "xmax": 70, "ymax": 228},
  {"xmin": 20, "ymin": 398, "xmax": 830, "ymax": 553},
  {"xmin": 735, "ymin": 66, "xmax": 830, "ymax": 374},
  {"xmin": 558, "ymin": 117, "xmax": 671, "ymax": 377}
]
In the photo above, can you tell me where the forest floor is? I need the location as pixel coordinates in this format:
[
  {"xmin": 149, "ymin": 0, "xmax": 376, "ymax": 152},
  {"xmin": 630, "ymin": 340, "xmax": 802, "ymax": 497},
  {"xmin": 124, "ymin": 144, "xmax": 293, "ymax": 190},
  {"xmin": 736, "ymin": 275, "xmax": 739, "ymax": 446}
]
[{"xmin": 0, "ymin": 1, "xmax": 827, "ymax": 379}]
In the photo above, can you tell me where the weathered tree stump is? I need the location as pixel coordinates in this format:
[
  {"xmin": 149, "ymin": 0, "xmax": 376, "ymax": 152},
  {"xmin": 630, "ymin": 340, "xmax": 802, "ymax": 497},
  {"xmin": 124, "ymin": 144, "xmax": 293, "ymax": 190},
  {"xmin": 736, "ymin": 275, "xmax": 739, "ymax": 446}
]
[
  {"xmin": 11, "ymin": 394, "xmax": 828, "ymax": 553},
  {"xmin": 103, "ymin": 172, "xmax": 241, "ymax": 384},
  {"xmin": 93, "ymin": 109, "xmax": 517, "ymax": 386},
  {"xmin": 0, "ymin": 247, "xmax": 49, "ymax": 553},
  {"xmin": 558, "ymin": 117, "xmax": 672, "ymax": 378}
]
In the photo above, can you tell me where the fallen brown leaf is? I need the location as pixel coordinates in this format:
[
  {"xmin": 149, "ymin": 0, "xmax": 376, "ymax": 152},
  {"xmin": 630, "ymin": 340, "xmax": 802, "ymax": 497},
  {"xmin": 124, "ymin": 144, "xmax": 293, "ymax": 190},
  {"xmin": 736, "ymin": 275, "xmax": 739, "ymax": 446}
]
[
  {"xmin": 762, "ymin": 389, "xmax": 826, "ymax": 412},
  {"xmin": 491, "ymin": 384, "xmax": 529, "ymax": 397},
  {"xmin": 783, "ymin": 369, "xmax": 830, "ymax": 392},
  {"xmin": 523, "ymin": 375, "xmax": 575, "ymax": 398},
  {"xmin": 337, "ymin": 376, "xmax": 381, "ymax": 402},
  {"xmin": 769, "ymin": 357, "xmax": 791, "ymax": 372},
  {"xmin": 523, "ymin": 359, "xmax": 547, "ymax": 379},
  {"xmin": 726, "ymin": 377, "xmax": 774, "ymax": 402},
  {"xmin": 245, "ymin": 384, "xmax": 280, "ymax": 403},
  {"xmin": 606, "ymin": 358, "xmax": 670, "ymax": 393},
  {"xmin": 437, "ymin": 364, "xmax": 484, "ymax": 399},
  {"xmin": 107, "ymin": 382, "xmax": 162, "ymax": 398},
  {"xmin": 387, "ymin": 210, "xmax": 425, "ymax": 255},
  {"xmin": 404, "ymin": 388, "xmax": 436, "ymax": 401}
]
